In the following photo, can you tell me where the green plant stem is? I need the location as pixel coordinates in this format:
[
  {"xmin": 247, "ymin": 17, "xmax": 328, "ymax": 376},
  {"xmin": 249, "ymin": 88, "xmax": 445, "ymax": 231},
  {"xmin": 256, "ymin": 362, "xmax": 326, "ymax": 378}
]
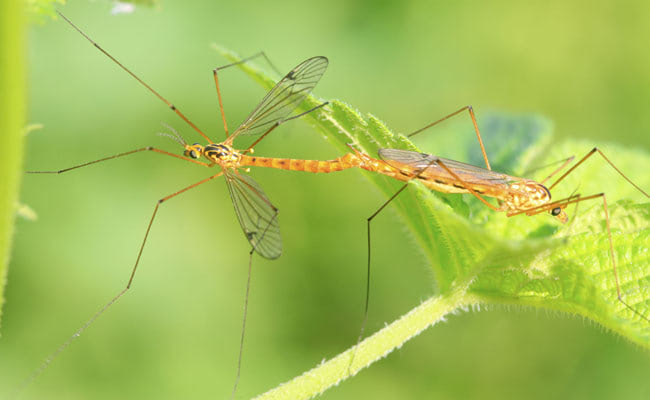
[
  {"xmin": 215, "ymin": 44, "xmax": 649, "ymax": 399},
  {"xmin": 0, "ymin": 0, "xmax": 26, "ymax": 328},
  {"xmin": 254, "ymin": 287, "xmax": 478, "ymax": 400}
]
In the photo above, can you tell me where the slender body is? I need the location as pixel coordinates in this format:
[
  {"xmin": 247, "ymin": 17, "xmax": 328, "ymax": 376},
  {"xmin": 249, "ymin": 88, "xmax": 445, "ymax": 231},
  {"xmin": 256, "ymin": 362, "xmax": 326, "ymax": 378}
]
[
  {"xmin": 20, "ymin": 11, "xmax": 335, "ymax": 399},
  {"xmin": 20, "ymin": 11, "xmax": 648, "ymax": 400},
  {"xmin": 340, "ymin": 106, "xmax": 649, "ymax": 377},
  {"xmin": 224, "ymin": 146, "xmax": 560, "ymax": 221},
  {"xmin": 349, "ymin": 110, "xmax": 650, "ymax": 346},
  {"xmin": 373, "ymin": 149, "xmax": 563, "ymax": 218},
  {"xmin": 240, "ymin": 152, "xmax": 361, "ymax": 173}
]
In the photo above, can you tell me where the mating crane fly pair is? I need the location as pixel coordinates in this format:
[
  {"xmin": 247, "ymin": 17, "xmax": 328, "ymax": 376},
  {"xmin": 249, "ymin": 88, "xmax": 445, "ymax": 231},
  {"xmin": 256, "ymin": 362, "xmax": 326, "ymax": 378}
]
[{"xmin": 20, "ymin": 9, "xmax": 649, "ymax": 399}]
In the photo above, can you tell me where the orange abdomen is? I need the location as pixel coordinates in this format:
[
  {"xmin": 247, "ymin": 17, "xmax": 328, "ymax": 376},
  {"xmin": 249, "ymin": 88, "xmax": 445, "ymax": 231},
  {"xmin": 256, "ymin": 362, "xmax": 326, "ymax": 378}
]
[{"xmin": 240, "ymin": 153, "xmax": 365, "ymax": 173}]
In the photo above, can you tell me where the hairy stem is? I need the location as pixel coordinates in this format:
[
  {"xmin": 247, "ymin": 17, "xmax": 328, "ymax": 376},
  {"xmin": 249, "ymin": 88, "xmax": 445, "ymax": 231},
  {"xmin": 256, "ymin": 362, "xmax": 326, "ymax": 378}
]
[{"xmin": 254, "ymin": 287, "xmax": 477, "ymax": 400}]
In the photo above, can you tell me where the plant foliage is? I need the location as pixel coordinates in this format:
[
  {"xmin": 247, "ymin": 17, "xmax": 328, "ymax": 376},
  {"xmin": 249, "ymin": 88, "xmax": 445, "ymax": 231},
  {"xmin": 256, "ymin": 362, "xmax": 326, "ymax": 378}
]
[{"xmin": 213, "ymin": 47, "xmax": 650, "ymax": 399}]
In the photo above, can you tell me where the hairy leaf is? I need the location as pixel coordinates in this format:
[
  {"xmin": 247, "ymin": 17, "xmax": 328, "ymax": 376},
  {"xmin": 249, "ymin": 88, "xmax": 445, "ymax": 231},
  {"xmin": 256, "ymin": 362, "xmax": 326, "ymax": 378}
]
[{"xmin": 214, "ymin": 46, "xmax": 650, "ymax": 399}]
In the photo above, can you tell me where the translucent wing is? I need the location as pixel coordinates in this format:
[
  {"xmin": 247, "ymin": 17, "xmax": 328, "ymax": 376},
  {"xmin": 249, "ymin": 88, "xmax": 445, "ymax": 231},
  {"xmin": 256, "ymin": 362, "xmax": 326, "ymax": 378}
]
[
  {"xmin": 223, "ymin": 169, "xmax": 281, "ymax": 259},
  {"xmin": 378, "ymin": 148, "xmax": 516, "ymax": 185},
  {"xmin": 228, "ymin": 56, "xmax": 328, "ymax": 142}
]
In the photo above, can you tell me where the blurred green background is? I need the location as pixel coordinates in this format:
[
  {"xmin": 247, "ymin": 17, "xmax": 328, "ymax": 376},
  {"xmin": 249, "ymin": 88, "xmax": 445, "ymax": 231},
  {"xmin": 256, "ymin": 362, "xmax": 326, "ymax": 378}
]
[{"xmin": 2, "ymin": 1, "xmax": 650, "ymax": 399}]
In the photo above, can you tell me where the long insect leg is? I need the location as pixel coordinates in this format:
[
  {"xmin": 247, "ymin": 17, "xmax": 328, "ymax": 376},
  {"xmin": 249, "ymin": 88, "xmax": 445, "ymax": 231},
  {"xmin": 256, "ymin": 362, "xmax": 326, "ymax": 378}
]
[
  {"xmin": 241, "ymin": 101, "xmax": 328, "ymax": 155},
  {"xmin": 56, "ymin": 11, "xmax": 212, "ymax": 143},
  {"xmin": 348, "ymin": 157, "xmax": 454, "ymax": 374},
  {"xmin": 231, "ymin": 211, "xmax": 280, "ymax": 400},
  {"xmin": 25, "ymin": 146, "xmax": 211, "ymax": 174},
  {"xmin": 346, "ymin": 183, "xmax": 411, "ymax": 374},
  {"xmin": 14, "ymin": 172, "xmax": 223, "ymax": 397},
  {"xmin": 228, "ymin": 175, "xmax": 280, "ymax": 399},
  {"xmin": 216, "ymin": 51, "xmax": 281, "ymax": 77},
  {"xmin": 517, "ymin": 155, "xmax": 576, "ymax": 184},
  {"xmin": 549, "ymin": 147, "xmax": 649, "ymax": 197},
  {"xmin": 517, "ymin": 192, "xmax": 649, "ymax": 324},
  {"xmin": 510, "ymin": 147, "xmax": 649, "ymax": 323},
  {"xmin": 230, "ymin": 246, "xmax": 256, "ymax": 400},
  {"xmin": 435, "ymin": 159, "xmax": 501, "ymax": 210},
  {"xmin": 213, "ymin": 52, "xmax": 281, "ymax": 138},
  {"xmin": 407, "ymin": 105, "xmax": 491, "ymax": 170}
]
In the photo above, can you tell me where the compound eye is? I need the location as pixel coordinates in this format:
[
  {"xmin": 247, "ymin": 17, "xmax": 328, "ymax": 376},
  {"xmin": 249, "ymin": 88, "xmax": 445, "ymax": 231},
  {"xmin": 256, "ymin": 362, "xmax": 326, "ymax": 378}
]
[
  {"xmin": 189, "ymin": 150, "xmax": 199, "ymax": 159},
  {"xmin": 551, "ymin": 207, "xmax": 562, "ymax": 216}
]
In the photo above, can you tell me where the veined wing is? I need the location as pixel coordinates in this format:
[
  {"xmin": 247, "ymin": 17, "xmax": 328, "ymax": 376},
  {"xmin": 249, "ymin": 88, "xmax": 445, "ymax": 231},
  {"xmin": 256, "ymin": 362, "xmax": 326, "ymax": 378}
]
[
  {"xmin": 378, "ymin": 148, "xmax": 517, "ymax": 186},
  {"xmin": 223, "ymin": 169, "xmax": 281, "ymax": 259},
  {"xmin": 227, "ymin": 56, "xmax": 328, "ymax": 142}
]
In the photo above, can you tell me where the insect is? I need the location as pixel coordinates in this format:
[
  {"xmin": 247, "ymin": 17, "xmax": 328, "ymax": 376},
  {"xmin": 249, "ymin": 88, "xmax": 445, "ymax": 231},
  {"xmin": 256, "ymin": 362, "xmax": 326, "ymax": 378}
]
[
  {"xmin": 14, "ymin": 10, "xmax": 647, "ymax": 399},
  {"xmin": 342, "ymin": 106, "xmax": 650, "ymax": 362},
  {"xmin": 14, "ymin": 11, "xmax": 354, "ymax": 398}
]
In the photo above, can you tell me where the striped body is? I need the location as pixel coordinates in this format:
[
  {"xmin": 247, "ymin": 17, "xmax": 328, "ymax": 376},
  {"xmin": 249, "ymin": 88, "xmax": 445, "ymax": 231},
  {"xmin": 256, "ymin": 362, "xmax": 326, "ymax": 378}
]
[
  {"xmin": 239, "ymin": 151, "xmax": 415, "ymax": 178},
  {"xmin": 239, "ymin": 153, "xmax": 367, "ymax": 173},
  {"xmin": 374, "ymin": 149, "xmax": 555, "ymax": 216},
  {"xmin": 201, "ymin": 143, "xmax": 553, "ymax": 217}
]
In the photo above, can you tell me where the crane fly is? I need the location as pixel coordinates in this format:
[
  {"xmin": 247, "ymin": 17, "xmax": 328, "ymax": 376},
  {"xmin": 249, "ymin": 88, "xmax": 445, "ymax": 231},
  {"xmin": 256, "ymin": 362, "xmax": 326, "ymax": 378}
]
[
  {"xmin": 340, "ymin": 106, "xmax": 650, "ymax": 372},
  {"xmin": 21, "ymin": 12, "xmax": 424, "ymax": 397},
  {"xmin": 17, "ymin": 10, "xmax": 647, "ymax": 398},
  {"xmin": 16, "ymin": 11, "xmax": 377, "ymax": 399}
]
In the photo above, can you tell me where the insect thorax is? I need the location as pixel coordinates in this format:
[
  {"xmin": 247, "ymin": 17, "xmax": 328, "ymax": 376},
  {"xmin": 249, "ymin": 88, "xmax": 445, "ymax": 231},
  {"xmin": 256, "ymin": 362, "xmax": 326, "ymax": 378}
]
[
  {"xmin": 204, "ymin": 143, "xmax": 241, "ymax": 166},
  {"xmin": 503, "ymin": 181, "xmax": 552, "ymax": 211}
]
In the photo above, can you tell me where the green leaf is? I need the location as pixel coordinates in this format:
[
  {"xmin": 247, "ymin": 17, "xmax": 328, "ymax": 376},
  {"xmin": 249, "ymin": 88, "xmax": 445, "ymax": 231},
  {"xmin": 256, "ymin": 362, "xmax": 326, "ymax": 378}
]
[
  {"xmin": 213, "ymin": 47, "xmax": 650, "ymax": 399},
  {"xmin": 0, "ymin": 0, "xmax": 27, "ymax": 330}
]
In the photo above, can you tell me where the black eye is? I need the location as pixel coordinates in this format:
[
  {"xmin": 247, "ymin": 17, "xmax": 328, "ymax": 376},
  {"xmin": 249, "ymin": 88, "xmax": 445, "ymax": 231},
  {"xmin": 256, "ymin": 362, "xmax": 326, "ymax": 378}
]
[
  {"xmin": 551, "ymin": 207, "xmax": 562, "ymax": 216},
  {"xmin": 190, "ymin": 150, "xmax": 198, "ymax": 159}
]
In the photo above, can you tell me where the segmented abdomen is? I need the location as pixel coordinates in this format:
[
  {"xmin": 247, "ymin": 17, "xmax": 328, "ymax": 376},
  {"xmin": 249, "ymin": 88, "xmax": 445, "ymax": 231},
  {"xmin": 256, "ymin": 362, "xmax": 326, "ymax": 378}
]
[{"xmin": 239, "ymin": 153, "xmax": 368, "ymax": 173}]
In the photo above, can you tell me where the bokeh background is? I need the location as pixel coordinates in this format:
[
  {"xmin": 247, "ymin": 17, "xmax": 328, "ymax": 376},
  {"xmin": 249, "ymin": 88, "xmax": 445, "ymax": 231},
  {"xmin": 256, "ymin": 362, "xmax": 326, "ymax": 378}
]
[{"xmin": 2, "ymin": 1, "xmax": 650, "ymax": 399}]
